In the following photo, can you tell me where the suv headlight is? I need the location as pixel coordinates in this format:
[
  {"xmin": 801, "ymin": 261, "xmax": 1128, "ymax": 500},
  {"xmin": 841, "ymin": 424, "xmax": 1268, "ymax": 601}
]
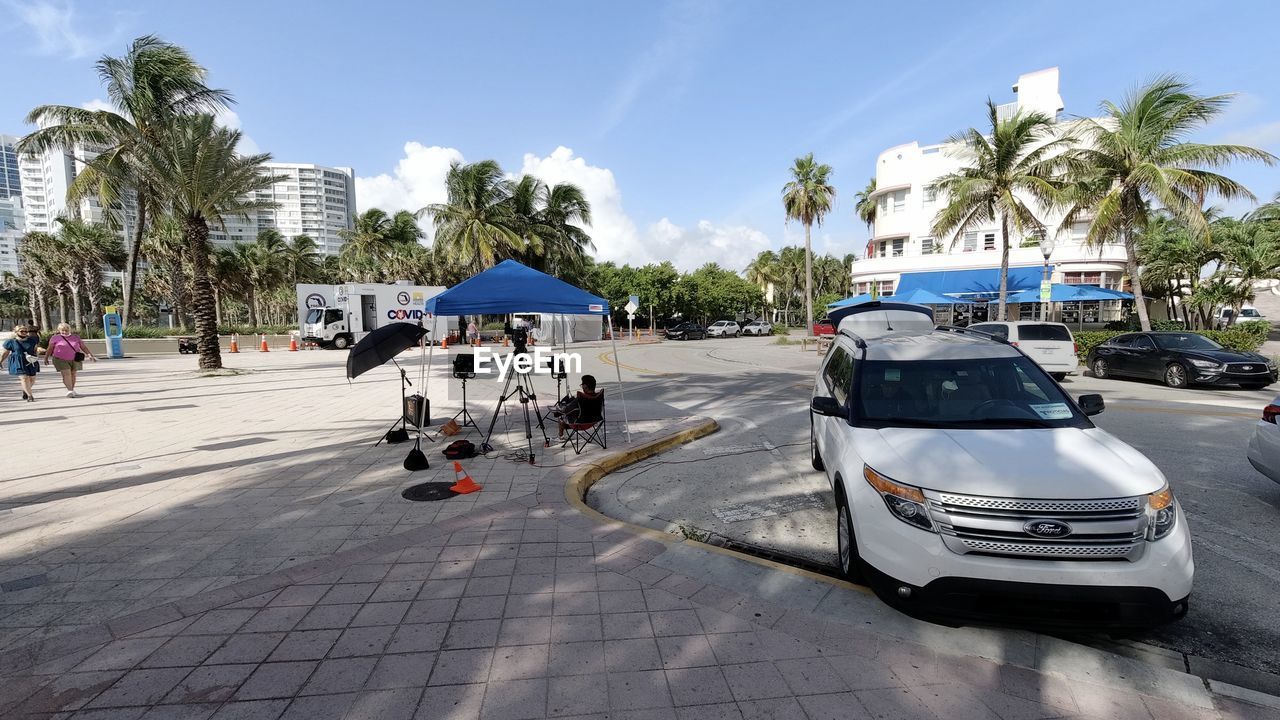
[
  {"xmin": 864, "ymin": 466, "xmax": 934, "ymax": 532},
  {"xmin": 1146, "ymin": 485, "xmax": 1178, "ymax": 540},
  {"xmin": 1189, "ymin": 359, "xmax": 1221, "ymax": 369}
]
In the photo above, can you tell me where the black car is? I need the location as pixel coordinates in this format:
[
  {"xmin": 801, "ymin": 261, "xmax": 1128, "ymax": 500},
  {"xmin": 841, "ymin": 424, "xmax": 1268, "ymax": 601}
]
[
  {"xmin": 178, "ymin": 337, "xmax": 198, "ymax": 354},
  {"xmin": 665, "ymin": 322, "xmax": 707, "ymax": 341},
  {"xmin": 1087, "ymin": 332, "xmax": 1277, "ymax": 389}
]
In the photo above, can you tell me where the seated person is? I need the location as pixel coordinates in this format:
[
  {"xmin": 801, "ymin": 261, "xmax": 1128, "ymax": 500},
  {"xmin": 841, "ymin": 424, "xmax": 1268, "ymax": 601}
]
[{"xmin": 552, "ymin": 374, "xmax": 603, "ymax": 436}]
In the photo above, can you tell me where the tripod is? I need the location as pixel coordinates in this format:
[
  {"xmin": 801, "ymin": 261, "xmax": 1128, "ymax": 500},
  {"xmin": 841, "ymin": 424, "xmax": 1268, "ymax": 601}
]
[
  {"xmin": 375, "ymin": 359, "xmax": 413, "ymax": 447},
  {"xmin": 480, "ymin": 353, "xmax": 550, "ymax": 464},
  {"xmin": 451, "ymin": 374, "xmax": 480, "ymax": 429}
]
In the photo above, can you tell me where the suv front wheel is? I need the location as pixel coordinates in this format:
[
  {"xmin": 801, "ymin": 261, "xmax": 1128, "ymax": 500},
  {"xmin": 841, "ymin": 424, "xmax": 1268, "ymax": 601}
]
[{"xmin": 836, "ymin": 490, "xmax": 863, "ymax": 582}]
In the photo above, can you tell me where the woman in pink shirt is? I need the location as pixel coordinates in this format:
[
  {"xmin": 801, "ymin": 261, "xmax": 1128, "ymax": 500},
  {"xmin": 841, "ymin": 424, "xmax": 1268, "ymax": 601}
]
[{"xmin": 45, "ymin": 322, "xmax": 96, "ymax": 398}]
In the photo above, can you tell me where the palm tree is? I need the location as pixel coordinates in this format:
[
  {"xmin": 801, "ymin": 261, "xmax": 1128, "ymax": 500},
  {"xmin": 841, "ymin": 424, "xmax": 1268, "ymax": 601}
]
[
  {"xmin": 55, "ymin": 218, "xmax": 120, "ymax": 330},
  {"xmin": 282, "ymin": 234, "xmax": 321, "ymax": 286},
  {"xmin": 744, "ymin": 250, "xmax": 780, "ymax": 317},
  {"xmin": 782, "ymin": 154, "xmax": 836, "ymax": 335},
  {"xmin": 509, "ymin": 175, "xmax": 595, "ymax": 280},
  {"xmin": 18, "ymin": 35, "xmax": 232, "ymax": 328},
  {"xmin": 421, "ymin": 160, "xmax": 523, "ymax": 272},
  {"xmin": 129, "ymin": 114, "xmax": 276, "ymax": 368},
  {"xmin": 854, "ymin": 177, "xmax": 878, "ymax": 233},
  {"xmin": 1060, "ymin": 77, "xmax": 1276, "ymax": 330},
  {"xmin": 930, "ymin": 101, "xmax": 1071, "ymax": 320},
  {"xmin": 15, "ymin": 232, "xmax": 57, "ymax": 328},
  {"xmin": 209, "ymin": 246, "xmax": 242, "ymax": 326}
]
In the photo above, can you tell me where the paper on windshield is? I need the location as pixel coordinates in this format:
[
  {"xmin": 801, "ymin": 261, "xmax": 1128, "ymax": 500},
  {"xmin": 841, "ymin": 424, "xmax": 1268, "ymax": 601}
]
[
  {"xmin": 884, "ymin": 368, "xmax": 901, "ymax": 382},
  {"xmin": 1029, "ymin": 403, "xmax": 1072, "ymax": 420}
]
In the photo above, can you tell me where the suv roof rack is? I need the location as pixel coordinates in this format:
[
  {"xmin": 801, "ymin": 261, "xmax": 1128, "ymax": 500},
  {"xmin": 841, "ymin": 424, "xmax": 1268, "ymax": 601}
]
[{"xmin": 935, "ymin": 325, "xmax": 1009, "ymax": 344}]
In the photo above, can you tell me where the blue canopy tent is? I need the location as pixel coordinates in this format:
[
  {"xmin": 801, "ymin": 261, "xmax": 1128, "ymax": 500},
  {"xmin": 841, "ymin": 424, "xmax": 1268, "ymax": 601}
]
[
  {"xmin": 424, "ymin": 260, "xmax": 628, "ymax": 442},
  {"xmin": 827, "ymin": 293, "xmax": 874, "ymax": 309},
  {"xmin": 828, "ymin": 288, "xmax": 972, "ymax": 310}
]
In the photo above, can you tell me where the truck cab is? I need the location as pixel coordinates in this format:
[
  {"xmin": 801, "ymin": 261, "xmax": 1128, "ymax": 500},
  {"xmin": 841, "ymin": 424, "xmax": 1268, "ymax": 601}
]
[{"xmin": 303, "ymin": 307, "xmax": 352, "ymax": 349}]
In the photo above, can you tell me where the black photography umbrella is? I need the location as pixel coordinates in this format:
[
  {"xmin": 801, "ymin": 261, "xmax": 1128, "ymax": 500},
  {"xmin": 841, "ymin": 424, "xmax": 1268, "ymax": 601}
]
[
  {"xmin": 345, "ymin": 323, "xmax": 429, "ymax": 380},
  {"xmin": 346, "ymin": 322, "xmax": 432, "ymax": 470}
]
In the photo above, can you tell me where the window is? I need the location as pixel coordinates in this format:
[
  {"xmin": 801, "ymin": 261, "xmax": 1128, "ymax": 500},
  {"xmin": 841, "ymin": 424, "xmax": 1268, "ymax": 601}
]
[
  {"xmin": 877, "ymin": 280, "xmax": 895, "ymax": 296},
  {"xmin": 963, "ymin": 232, "xmax": 978, "ymax": 252},
  {"xmin": 983, "ymin": 233, "xmax": 996, "ymax": 251},
  {"xmin": 1132, "ymin": 335, "xmax": 1156, "ymax": 351},
  {"xmin": 970, "ymin": 324, "xmax": 1008, "ymax": 340},
  {"xmin": 822, "ymin": 346, "xmax": 855, "ymax": 406},
  {"xmin": 855, "ymin": 282, "xmax": 871, "ymax": 295},
  {"xmin": 892, "ymin": 191, "xmax": 906, "ymax": 213},
  {"xmin": 1017, "ymin": 324, "xmax": 1072, "ymax": 342},
  {"xmin": 920, "ymin": 237, "xmax": 936, "ymax": 255},
  {"xmin": 1064, "ymin": 272, "xmax": 1103, "ymax": 286},
  {"xmin": 891, "ymin": 239, "xmax": 904, "ymax": 257},
  {"xmin": 923, "ymin": 187, "xmax": 937, "ymax": 203}
]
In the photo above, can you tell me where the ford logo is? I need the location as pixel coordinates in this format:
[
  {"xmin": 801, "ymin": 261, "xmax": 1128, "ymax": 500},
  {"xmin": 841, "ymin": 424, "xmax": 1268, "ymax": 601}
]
[{"xmin": 1024, "ymin": 519, "xmax": 1073, "ymax": 538}]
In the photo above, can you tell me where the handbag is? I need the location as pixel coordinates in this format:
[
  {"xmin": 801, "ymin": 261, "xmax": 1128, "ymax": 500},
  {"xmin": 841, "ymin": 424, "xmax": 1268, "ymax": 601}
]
[{"xmin": 73, "ymin": 351, "xmax": 85, "ymax": 362}]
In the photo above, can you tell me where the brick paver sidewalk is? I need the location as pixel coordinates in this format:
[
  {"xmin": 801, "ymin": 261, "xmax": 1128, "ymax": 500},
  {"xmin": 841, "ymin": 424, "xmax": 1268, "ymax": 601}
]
[{"xmin": 1, "ymin": 412, "xmax": 1272, "ymax": 719}]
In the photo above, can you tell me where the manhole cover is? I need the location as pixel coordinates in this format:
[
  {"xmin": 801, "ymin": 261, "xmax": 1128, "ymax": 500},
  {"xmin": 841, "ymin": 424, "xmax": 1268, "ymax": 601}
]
[{"xmin": 402, "ymin": 482, "xmax": 458, "ymax": 502}]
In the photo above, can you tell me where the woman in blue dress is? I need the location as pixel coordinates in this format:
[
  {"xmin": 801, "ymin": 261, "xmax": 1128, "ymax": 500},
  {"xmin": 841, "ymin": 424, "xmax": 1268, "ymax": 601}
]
[{"xmin": 1, "ymin": 324, "xmax": 43, "ymax": 402}]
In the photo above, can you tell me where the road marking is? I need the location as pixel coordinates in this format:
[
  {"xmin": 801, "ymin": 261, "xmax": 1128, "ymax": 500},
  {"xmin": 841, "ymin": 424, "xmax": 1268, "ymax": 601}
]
[
  {"xmin": 1106, "ymin": 404, "xmax": 1258, "ymax": 419},
  {"xmin": 596, "ymin": 351, "xmax": 672, "ymax": 376}
]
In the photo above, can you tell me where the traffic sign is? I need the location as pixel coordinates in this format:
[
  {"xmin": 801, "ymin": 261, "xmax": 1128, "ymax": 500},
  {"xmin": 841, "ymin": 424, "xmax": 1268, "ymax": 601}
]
[
  {"xmin": 625, "ymin": 295, "xmax": 639, "ymax": 314},
  {"xmin": 1040, "ymin": 280, "xmax": 1052, "ymax": 302}
]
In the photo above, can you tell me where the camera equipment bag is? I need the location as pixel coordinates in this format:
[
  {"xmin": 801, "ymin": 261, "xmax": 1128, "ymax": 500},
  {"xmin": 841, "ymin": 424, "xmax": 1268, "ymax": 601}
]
[{"xmin": 442, "ymin": 439, "xmax": 478, "ymax": 460}]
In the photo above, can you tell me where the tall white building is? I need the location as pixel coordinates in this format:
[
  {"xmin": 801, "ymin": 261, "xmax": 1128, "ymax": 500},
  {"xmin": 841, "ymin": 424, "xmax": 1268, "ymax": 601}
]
[
  {"xmin": 0, "ymin": 195, "xmax": 23, "ymax": 276},
  {"xmin": 16, "ymin": 130, "xmax": 138, "ymax": 239},
  {"xmin": 209, "ymin": 163, "xmax": 356, "ymax": 255},
  {"xmin": 0, "ymin": 134, "xmax": 21, "ymax": 200},
  {"xmin": 854, "ymin": 67, "xmax": 1128, "ymax": 324}
]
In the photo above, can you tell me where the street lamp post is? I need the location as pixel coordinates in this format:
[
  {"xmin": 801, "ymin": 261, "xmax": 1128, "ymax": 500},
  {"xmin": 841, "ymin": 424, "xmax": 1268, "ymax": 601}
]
[{"xmin": 1039, "ymin": 236, "xmax": 1055, "ymax": 322}]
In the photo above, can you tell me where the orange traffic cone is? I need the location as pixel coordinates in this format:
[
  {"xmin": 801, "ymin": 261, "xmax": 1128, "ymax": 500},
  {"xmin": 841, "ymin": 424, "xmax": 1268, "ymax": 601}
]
[
  {"xmin": 259, "ymin": 334, "xmax": 269, "ymax": 352},
  {"xmin": 503, "ymin": 336, "xmax": 509, "ymax": 347},
  {"xmin": 229, "ymin": 333, "xmax": 239, "ymax": 353},
  {"xmin": 441, "ymin": 336, "xmax": 448, "ymax": 350},
  {"xmin": 289, "ymin": 335, "xmax": 298, "ymax": 352},
  {"xmin": 450, "ymin": 461, "xmax": 482, "ymax": 494}
]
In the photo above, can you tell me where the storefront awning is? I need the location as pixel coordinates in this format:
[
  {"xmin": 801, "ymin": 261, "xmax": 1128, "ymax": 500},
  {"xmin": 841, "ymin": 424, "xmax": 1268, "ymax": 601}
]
[
  {"xmin": 1006, "ymin": 284, "xmax": 1133, "ymax": 303},
  {"xmin": 895, "ymin": 266, "xmax": 1049, "ymax": 298}
]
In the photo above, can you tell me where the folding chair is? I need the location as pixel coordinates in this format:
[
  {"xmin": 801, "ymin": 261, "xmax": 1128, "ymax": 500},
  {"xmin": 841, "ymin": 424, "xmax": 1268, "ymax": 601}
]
[{"xmin": 561, "ymin": 391, "xmax": 607, "ymax": 454}]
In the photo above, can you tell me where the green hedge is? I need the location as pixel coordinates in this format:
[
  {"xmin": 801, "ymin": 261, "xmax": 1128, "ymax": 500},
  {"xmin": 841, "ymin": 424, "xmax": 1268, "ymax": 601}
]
[
  {"xmin": 42, "ymin": 324, "xmax": 298, "ymax": 340},
  {"xmin": 1074, "ymin": 322, "xmax": 1269, "ymax": 363}
]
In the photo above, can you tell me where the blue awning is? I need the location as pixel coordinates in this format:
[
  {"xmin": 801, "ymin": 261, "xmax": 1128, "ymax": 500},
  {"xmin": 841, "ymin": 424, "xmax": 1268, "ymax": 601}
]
[
  {"xmin": 895, "ymin": 265, "xmax": 1049, "ymax": 298},
  {"xmin": 1006, "ymin": 284, "xmax": 1133, "ymax": 303}
]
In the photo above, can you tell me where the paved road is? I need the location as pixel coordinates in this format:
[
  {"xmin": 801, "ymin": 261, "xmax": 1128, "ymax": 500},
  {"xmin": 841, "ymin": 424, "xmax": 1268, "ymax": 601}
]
[{"xmin": 590, "ymin": 335, "xmax": 1280, "ymax": 681}]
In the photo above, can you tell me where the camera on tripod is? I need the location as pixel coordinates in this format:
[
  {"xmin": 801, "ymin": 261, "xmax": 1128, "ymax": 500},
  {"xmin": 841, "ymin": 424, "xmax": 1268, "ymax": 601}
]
[{"xmin": 504, "ymin": 322, "xmax": 530, "ymax": 354}]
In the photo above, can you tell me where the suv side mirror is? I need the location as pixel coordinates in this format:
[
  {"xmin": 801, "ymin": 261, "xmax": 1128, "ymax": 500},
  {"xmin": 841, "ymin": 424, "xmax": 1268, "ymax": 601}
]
[
  {"xmin": 1078, "ymin": 394, "xmax": 1105, "ymax": 416},
  {"xmin": 810, "ymin": 396, "xmax": 844, "ymax": 418}
]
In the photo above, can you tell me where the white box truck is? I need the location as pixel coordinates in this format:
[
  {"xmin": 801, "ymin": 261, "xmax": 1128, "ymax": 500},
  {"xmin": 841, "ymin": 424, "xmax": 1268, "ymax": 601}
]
[{"xmin": 297, "ymin": 282, "xmax": 454, "ymax": 349}]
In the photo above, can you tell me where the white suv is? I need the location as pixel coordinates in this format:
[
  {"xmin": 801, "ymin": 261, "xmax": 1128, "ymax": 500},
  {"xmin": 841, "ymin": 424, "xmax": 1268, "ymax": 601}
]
[
  {"xmin": 810, "ymin": 303, "xmax": 1193, "ymax": 628},
  {"xmin": 968, "ymin": 321, "xmax": 1078, "ymax": 381},
  {"xmin": 707, "ymin": 320, "xmax": 741, "ymax": 338}
]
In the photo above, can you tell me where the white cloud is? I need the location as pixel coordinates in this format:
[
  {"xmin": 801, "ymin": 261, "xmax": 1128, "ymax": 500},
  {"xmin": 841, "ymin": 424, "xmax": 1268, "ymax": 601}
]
[
  {"xmin": 80, "ymin": 98, "xmax": 113, "ymax": 113},
  {"xmin": 213, "ymin": 108, "xmax": 260, "ymax": 156},
  {"xmin": 355, "ymin": 142, "xmax": 465, "ymax": 222},
  {"xmin": 1221, "ymin": 121, "xmax": 1280, "ymax": 152},
  {"xmin": 356, "ymin": 142, "xmax": 773, "ymax": 272},
  {"xmin": 5, "ymin": 0, "xmax": 125, "ymax": 59}
]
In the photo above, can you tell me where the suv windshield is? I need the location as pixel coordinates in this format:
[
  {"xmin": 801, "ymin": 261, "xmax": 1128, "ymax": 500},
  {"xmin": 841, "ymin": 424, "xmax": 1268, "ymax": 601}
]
[
  {"xmin": 856, "ymin": 356, "xmax": 1087, "ymax": 429},
  {"xmin": 1154, "ymin": 333, "xmax": 1222, "ymax": 351}
]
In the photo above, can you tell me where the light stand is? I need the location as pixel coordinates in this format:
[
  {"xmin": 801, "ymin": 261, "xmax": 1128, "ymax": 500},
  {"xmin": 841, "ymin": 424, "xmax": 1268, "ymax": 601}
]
[
  {"xmin": 479, "ymin": 336, "xmax": 550, "ymax": 464},
  {"xmin": 450, "ymin": 353, "xmax": 479, "ymax": 429},
  {"xmin": 375, "ymin": 359, "xmax": 412, "ymax": 447},
  {"xmin": 1040, "ymin": 236, "xmax": 1056, "ymax": 322}
]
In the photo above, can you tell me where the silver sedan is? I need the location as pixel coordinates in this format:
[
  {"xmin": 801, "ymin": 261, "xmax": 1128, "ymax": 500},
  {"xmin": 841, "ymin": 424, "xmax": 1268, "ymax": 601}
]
[{"xmin": 1246, "ymin": 396, "xmax": 1280, "ymax": 484}]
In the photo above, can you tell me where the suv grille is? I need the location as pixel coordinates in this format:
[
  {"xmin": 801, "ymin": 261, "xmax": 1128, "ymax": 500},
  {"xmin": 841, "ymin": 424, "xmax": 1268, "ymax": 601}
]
[{"xmin": 927, "ymin": 492, "xmax": 1147, "ymax": 561}]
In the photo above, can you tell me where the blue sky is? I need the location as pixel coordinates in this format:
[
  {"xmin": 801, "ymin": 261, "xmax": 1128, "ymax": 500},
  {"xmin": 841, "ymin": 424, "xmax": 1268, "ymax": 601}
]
[{"xmin": 3, "ymin": 0, "xmax": 1278, "ymax": 270}]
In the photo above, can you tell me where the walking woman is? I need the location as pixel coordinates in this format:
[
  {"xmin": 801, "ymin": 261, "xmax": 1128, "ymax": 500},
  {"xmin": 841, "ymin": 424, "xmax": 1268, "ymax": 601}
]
[
  {"xmin": 46, "ymin": 322, "xmax": 96, "ymax": 398},
  {"xmin": 2, "ymin": 324, "xmax": 43, "ymax": 401}
]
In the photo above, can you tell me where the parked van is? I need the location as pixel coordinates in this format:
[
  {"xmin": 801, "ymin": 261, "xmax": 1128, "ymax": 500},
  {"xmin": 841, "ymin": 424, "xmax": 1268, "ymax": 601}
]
[
  {"xmin": 810, "ymin": 303, "xmax": 1193, "ymax": 628},
  {"xmin": 969, "ymin": 321, "xmax": 1078, "ymax": 380}
]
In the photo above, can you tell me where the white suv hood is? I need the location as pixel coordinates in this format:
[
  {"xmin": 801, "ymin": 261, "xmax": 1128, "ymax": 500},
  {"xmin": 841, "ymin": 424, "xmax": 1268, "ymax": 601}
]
[{"xmin": 857, "ymin": 426, "xmax": 1166, "ymax": 499}]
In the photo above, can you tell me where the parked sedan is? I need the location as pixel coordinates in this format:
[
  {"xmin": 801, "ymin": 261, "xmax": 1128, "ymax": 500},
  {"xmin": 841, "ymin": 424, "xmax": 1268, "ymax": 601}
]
[
  {"xmin": 1247, "ymin": 397, "xmax": 1280, "ymax": 484},
  {"xmin": 1088, "ymin": 332, "xmax": 1277, "ymax": 389},
  {"xmin": 665, "ymin": 322, "xmax": 707, "ymax": 341},
  {"xmin": 813, "ymin": 317, "xmax": 835, "ymax": 336},
  {"xmin": 742, "ymin": 319, "xmax": 772, "ymax": 336}
]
